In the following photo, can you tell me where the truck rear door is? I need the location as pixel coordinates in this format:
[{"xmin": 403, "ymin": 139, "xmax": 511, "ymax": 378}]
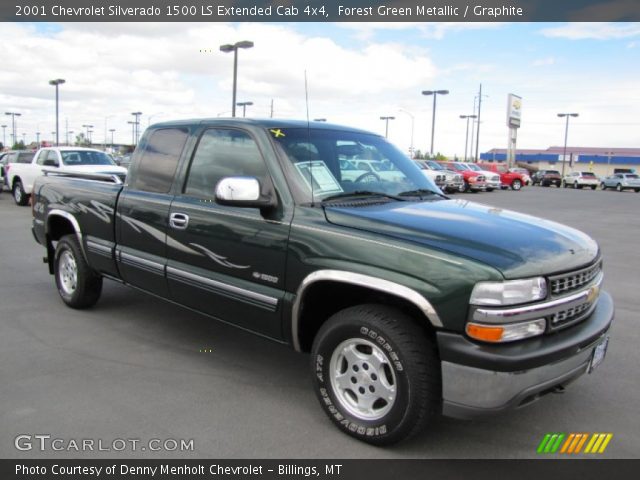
[{"xmin": 115, "ymin": 127, "xmax": 190, "ymax": 297}]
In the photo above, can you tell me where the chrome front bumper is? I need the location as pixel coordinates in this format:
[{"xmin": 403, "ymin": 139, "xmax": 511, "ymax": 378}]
[{"xmin": 439, "ymin": 291, "xmax": 614, "ymax": 419}]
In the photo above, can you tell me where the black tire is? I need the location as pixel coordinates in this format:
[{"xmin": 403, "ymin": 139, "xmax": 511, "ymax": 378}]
[
  {"xmin": 511, "ymin": 179, "xmax": 522, "ymax": 191},
  {"xmin": 54, "ymin": 235, "xmax": 103, "ymax": 309},
  {"xmin": 635, "ymin": 189, "xmax": 639, "ymax": 193},
  {"xmin": 591, "ymin": 185, "xmax": 597, "ymax": 190},
  {"xmin": 12, "ymin": 179, "xmax": 29, "ymax": 206},
  {"xmin": 486, "ymin": 187, "xmax": 494, "ymax": 192},
  {"xmin": 616, "ymin": 183, "xmax": 622, "ymax": 192},
  {"xmin": 600, "ymin": 183, "xmax": 606, "ymax": 190},
  {"xmin": 562, "ymin": 181, "xmax": 567, "ymax": 188},
  {"xmin": 311, "ymin": 304, "xmax": 441, "ymax": 445}
]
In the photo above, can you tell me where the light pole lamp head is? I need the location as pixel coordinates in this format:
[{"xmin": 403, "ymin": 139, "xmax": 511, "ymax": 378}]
[
  {"xmin": 219, "ymin": 44, "xmax": 234, "ymax": 53},
  {"xmin": 236, "ymin": 101, "xmax": 253, "ymax": 107},
  {"xmin": 436, "ymin": 90, "xmax": 449, "ymax": 95},
  {"xmin": 235, "ymin": 40, "xmax": 254, "ymax": 49},
  {"xmin": 421, "ymin": 90, "xmax": 434, "ymax": 96},
  {"xmin": 49, "ymin": 78, "xmax": 65, "ymax": 86}
]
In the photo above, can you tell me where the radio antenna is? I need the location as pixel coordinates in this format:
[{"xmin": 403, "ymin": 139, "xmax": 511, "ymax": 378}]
[{"xmin": 304, "ymin": 69, "xmax": 314, "ymax": 206}]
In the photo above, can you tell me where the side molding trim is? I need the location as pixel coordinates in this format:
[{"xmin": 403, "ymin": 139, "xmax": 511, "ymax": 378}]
[{"xmin": 291, "ymin": 269, "xmax": 443, "ymax": 352}]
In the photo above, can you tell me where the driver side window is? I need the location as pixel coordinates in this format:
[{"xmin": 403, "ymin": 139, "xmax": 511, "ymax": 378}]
[{"xmin": 184, "ymin": 128, "xmax": 269, "ymax": 199}]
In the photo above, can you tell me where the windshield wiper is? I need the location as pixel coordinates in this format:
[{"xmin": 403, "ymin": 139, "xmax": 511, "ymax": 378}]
[
  {"xmin": 398, "ymin": 189, "xmax": 447, "ymax": 200},
  {"xmin": 322, "ymin": 190, "xmax": 407, "ymax": 203}
]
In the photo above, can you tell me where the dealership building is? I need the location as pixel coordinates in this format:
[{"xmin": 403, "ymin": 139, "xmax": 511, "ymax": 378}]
[{"xmin": 480, "ymin": 147, "xmax": 640, "ymax": 177}]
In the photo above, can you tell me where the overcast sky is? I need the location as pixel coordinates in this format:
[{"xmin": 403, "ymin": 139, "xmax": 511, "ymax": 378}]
[{"xmin": 1, "ymin": 21, "xmax": 639, "ymax": 156}]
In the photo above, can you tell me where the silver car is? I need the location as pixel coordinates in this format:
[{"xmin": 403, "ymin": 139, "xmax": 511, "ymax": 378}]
[{"xmin": 601, "ymin": 173, "xmax": 640, "ymax": 192}]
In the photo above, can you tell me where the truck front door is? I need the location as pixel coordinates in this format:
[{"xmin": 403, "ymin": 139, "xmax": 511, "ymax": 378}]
[{"xmin": 166, "ymin": 127, "xmax": 292, "ymax": 339}]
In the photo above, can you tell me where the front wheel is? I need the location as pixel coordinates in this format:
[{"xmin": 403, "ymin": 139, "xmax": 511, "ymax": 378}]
[
  {"xmin": 591, "ymin": 185, "xmax": 597, "ymax": 190},
  {"xmin": 511, "ymin": 179, "xmax": 522, "ymax": 191},
  {"xmin": 311, "ymin": 304, "xmax": 441, "ymax": 445},
  {"xmin": 54, "ymin": 235, "xmax": 103, "ymax": 309},
  {"xmin": 12, "ymin": 180, "xmax": 29, "ymax": 206},
  {"xmin": 601, "ymin": 183, "xmax": 607, "ymax": 190},
  {"xmin": 616, "ymin": 183, "xmax": 622, "ymax": 192}
]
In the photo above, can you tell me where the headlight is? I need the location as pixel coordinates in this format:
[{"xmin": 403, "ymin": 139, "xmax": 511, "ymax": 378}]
[
  {"xmin": 466, "ymin": 319, "xmax": 546, "ymax": 343},
  {"xmin": 470, "ymin": 277, "xmax": 547, "ymax": 306}
]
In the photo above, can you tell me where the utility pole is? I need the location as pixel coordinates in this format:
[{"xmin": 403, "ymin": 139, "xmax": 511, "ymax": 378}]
[
  {"xmin": 270, "ymin": 99, "xmax": 274, "ymax": 118},
  {"xmin": 475, "ymin": 83, "xmax": 482, "ymax": 162}
]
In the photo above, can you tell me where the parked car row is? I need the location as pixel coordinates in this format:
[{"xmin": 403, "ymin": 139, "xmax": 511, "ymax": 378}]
[{"xmin": 529, "ymin": 168, "xmax": 639, "ymax": 192}]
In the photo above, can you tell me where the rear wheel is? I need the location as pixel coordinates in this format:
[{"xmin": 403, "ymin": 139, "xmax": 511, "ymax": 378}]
[
  {"xmin": 311, "ymin": 304, "xmax": 440, "ymax": 445},
  {"xmin": 616, "ymin": 183, "xmax": 622, "ymax": 192},
  {"xmin": 591, "ymin": 185, "xmax": 597, "ymax": 190},
  {"xmin": 54, "ymin": 235, "xmax": 103, "ymax": 309},
  {"xmin": 12, "ymin": 180, "xmax": 29, "ymax": 206},
  {"xmin": 511, "ymin": 179, "xmax": 522, "ymax": 191}
]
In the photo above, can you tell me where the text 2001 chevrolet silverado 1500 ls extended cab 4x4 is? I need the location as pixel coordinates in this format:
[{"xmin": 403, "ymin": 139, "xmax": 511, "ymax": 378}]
[{"xmin": 31, "ymin": 119, "xmax": 614, "ymax": 445}]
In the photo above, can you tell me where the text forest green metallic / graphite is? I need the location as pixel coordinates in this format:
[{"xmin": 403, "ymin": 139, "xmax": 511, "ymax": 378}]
[{"xmin": 31, "ymin": 118, "xmax": 613, "ymax": 425}]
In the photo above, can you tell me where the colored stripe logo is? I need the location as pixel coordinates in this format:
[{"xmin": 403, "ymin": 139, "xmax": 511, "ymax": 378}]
[{"xmin": 537, "ymin": 433, "xmax": 613, "ymax": 454}]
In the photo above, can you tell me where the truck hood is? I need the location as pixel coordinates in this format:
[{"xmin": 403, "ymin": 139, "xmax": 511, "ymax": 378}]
[{"xmin": 324, "ymin": 199, "xmax": 599, "ymax": 279}]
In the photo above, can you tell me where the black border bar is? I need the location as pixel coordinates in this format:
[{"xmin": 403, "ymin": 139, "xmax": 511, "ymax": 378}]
[
  {"xmin": 4, "ymin": 0, "xmax": 640, "ymax": 22},
  {"xmin": 3, "ymin": 459, "xmax": 639, "ymax": 480}
]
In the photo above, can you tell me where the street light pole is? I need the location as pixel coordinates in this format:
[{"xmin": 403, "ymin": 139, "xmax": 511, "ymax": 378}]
[
  {"xmin": 220, "ymin": 41, "xmax": 254, "ymax": 118},
  {"xmin": 380, "ymin": 116, "xmax": 395, "ymax": 138},
  {"xmin": 236, "ymin": 101, "xmax": 253, "ymax": 118},
  {"xmin": 398, "ymin": 109, "xmax": 415, "ymax": 158},
  {"xmin": 422, "ymin": 89, "xmax": 449, "ymax": 156},
  {"xmin": 557, "ymin": 113, "xmax": 579, "ymax": 177},
  {"xmin": 109, "ymin": 129, "xmax": 116, "ymax": 151},
  {"xmin": 5, "ymin": 112, "xmax": 21, "ymax": 147},
  {"xmin": 48, "ymin": 79, "xmax": 65, "ymax": 146},
  {"xmin": 131, "ymin": 112, "xmax": 142, "ymax": 145},
  {"xmin": 1, "ymin": 125, "xmax": 6, "ymax": 147},
  {"xmin": 82, "ymin": 124, "xmax": 93, "ymax": 145},
  {"xmin": 459, "ymin": 114, "xmax": 477, "ymax": 161},
  {"xmin": 127, "ymin": 121, "xmax": 136, "ymax": 146}
]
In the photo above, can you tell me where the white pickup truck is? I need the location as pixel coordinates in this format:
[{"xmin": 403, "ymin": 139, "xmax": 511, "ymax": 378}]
[{"xmin": 8, "ymin": 146, "xmax": 127, "ymax": 206}]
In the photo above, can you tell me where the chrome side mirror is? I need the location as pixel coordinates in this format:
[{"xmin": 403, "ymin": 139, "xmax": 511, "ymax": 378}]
[{"xmin": 215, "ymin": 176, "xmax": 276, "ymax": 209}]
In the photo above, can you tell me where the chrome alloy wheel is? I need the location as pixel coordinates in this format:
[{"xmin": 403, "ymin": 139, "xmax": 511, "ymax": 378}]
[
  {"xmin": 329, "ymin": 338, "xmax": 397, "ymax": 421},
  {"xmin": 58, "ymin": 250, "xmax": 78, "ymax": 295}
]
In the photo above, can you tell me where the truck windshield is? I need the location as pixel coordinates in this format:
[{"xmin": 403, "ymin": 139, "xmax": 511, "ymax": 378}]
[
  {"xmin": 271, "ymin": 128, "xmax": 439, "ymax": 202},
  {"xmin": 61, "ymin": 150, "xmax": 116, "ymax": 167}
]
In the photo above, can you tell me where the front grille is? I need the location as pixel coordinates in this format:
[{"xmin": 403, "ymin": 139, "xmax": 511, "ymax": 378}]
[
  {"xmin": 490, "ymin": 175, "xmax": 500, "ymax": 182},
  {"xmin": 550, "ymin": 302, "xmax": 592, "ymax": 327},
  {"xmin": 549, "ymin": 261, "xmax": 602, "ymax": 296}
]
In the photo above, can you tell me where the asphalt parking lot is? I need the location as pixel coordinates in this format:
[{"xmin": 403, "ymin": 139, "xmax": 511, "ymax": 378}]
[{"xmin": 1, "ymin": 186, "xmax": 638, "ymax": 459}]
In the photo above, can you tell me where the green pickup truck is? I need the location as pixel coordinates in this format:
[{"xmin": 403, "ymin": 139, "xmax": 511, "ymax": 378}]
[{"xmin": 31, "ymin": 119, "xmax": 614, "ymax": 445}]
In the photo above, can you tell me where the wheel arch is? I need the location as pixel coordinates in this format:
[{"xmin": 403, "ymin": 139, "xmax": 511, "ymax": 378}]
[
  {"xmin": 45, "ymin": 210, "xmax": 87, "ymax": 273},
  {"xmin": 292, "ymin": 270, "xmax": 442, "ymax": 352}
]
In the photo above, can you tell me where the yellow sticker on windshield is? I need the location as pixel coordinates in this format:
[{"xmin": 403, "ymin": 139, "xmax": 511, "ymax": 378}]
[{"xmin": 270, "ymin": 128, "xmax": 285, "ymax": 138}]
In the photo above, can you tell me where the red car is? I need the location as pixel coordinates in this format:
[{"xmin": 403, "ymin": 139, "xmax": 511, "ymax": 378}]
[
  {"xmin": 438, "ymin": 162, "xmax": 488, "ymax": 192},
  {"xmin": 479, "ymin": 163, "xmax": 528, "ymax": 190}
]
